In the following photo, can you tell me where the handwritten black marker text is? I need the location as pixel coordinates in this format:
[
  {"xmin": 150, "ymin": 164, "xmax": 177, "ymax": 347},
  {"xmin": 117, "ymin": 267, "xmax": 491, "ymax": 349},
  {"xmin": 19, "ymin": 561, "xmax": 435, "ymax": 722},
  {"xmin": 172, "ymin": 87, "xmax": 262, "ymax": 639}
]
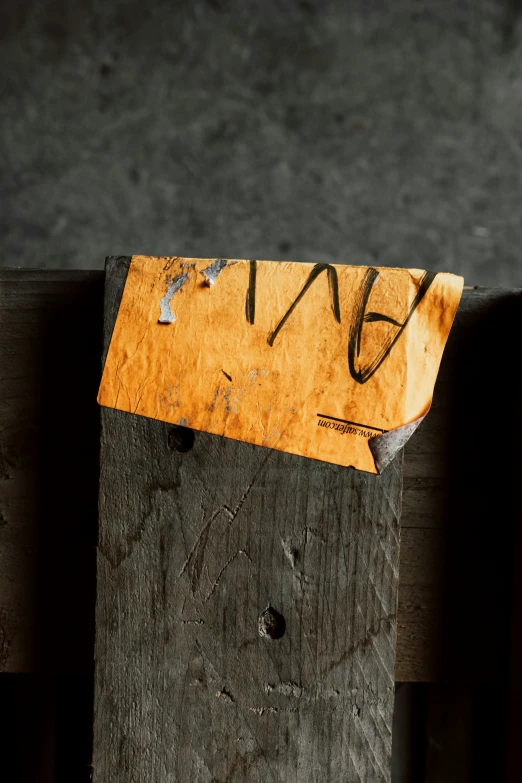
[{"xmin": 245, "ymin": 262, "xmax": 437, "ymax": 385}]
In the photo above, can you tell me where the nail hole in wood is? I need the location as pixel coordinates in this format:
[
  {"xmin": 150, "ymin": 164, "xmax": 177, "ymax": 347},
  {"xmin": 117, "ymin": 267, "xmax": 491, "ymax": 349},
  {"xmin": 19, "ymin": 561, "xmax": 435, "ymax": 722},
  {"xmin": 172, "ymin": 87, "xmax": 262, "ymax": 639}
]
[
  {"xmin": 168, "ymin": 425, "xmax": 195, "ymax": 453},
  {"xmin": 258, "ymin": 607, "xmax": 286, "ymax": 640}
]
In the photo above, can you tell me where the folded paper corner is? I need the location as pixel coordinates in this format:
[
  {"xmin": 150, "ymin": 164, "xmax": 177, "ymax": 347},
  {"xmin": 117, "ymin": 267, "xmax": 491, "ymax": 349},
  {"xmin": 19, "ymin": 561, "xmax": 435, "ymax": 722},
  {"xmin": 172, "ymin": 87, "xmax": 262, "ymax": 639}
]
[{"xmin": 369, "ymin": 414, "xmax": 427, "ymax": 474}]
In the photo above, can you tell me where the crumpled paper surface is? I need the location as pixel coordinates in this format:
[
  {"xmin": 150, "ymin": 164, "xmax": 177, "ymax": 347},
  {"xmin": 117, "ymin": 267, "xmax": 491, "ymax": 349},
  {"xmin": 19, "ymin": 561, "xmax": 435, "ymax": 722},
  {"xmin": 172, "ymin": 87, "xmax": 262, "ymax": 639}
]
[{"xmin": 98, "ymin": 256, "xmax": 463, "ymax": 473}]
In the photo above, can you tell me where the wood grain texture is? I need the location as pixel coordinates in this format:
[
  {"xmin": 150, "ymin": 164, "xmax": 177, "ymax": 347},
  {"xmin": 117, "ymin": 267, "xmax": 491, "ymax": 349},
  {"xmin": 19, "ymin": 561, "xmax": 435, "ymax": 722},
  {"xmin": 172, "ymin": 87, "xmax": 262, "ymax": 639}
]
[
  {"xmin": 0, "ymin": 271, "xmax": 519, "ymax": 687},
  {"xmin": 1, "ymin": 272, "xmax": 518, "ymax": 783},
  {"xmin": 93, "ymin": 257, "xmax": 403, "ymax": 782}
]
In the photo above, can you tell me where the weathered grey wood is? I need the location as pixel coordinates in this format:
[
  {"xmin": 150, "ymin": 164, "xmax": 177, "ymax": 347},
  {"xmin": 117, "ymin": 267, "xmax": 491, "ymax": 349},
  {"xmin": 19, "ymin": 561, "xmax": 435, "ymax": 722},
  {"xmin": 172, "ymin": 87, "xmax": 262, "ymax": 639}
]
[
  {"xmin": 0, "ymin": 271, "xmax": 519, "ymax": 687},
  {"xmin": 1, "ymin": 271, "xmax": 518, "ymax": 782},
  {"xmin": 93, "ymin": 256, "xmax": 403, "ymax": 782}
]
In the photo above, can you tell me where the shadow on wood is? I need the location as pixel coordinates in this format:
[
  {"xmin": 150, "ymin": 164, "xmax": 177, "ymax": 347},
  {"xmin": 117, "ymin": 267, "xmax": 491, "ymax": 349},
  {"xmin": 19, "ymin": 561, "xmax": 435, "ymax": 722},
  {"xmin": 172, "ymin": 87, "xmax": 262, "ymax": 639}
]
[{"xmin": 437, "ymin": 291, "xmax": 520, "ymax": 781}]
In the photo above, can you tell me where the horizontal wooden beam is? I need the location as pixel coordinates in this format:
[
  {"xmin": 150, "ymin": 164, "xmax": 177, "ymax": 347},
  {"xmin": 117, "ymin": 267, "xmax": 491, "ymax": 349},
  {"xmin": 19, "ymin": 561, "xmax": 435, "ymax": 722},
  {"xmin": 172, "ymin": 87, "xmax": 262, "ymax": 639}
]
[{"xmin": 0, "ymin": 270, "xmax": 519, "ymax": 682}]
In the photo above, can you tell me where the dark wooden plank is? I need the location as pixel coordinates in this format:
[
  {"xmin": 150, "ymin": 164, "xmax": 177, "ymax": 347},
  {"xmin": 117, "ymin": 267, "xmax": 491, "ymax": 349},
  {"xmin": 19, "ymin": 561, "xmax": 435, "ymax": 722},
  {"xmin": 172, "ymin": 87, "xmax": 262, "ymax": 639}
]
[
  {"xmin": 506, "ymin": 311, "xmax": 522, "ymax": 783},
  {"xmin": 391, "ymin": 683, "xmax": 508, "ymax": 783},
  {"xmin": 93, "ymin": 256, "xmax": 403, "ymax": 782},
  {"xmin": 422, "ymin": 684, "xmax": 474, "ymax": 783},
  {"xmin": 0, "ymin": 674, "xmax": 57, "ymax": 783},
  {"xmin": 0, "ymin": 272, "xmax": 519, "ymax": 687},
  {"xmin": 0, "ymin": 270, "xmax": 103, "ymax": 674},
  {"xmin": 0, "ymin": 270, "xmax": 103, "ymax": 782},
  {"xmin": 398, "ymin": 288, "xmax": 521, "ymax": 783},
  {"xmin": 397, "ymin": 287, "xmax": 521, "ymax": 689},
  {"xmin": 1, "ymin": 272, "xmax": 518, "ymax": 783},
  {"xmin": 391, "ymin": 683, "xmax": 427, "ymax": 783}
]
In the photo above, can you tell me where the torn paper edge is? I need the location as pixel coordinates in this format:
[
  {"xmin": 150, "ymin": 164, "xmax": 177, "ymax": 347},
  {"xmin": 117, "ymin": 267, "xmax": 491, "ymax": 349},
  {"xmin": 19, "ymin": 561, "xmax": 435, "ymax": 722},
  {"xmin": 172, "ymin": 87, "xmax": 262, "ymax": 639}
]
[
  {"xmin": 369, "ymin": 413, "xmax": 426, "ymax": 474},
  {"xmin": 158, "ymin": 273, "xmax": 189, "ymax": 323}
]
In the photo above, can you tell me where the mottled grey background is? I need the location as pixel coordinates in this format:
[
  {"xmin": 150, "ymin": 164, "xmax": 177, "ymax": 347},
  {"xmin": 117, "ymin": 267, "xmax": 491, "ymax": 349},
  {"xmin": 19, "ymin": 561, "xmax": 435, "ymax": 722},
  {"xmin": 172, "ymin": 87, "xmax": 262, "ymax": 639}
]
[{"xmin": 1, "ymin": 0, "xmax": 522, "ymax": 284}]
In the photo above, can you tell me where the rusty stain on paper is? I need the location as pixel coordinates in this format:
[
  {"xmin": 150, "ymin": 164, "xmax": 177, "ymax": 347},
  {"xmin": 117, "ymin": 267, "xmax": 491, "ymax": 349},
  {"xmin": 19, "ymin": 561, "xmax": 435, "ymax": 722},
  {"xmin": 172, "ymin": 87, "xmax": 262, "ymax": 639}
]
[{"xmin": 98, "ymin": 256, "xmax": 463, "ymax": 473}]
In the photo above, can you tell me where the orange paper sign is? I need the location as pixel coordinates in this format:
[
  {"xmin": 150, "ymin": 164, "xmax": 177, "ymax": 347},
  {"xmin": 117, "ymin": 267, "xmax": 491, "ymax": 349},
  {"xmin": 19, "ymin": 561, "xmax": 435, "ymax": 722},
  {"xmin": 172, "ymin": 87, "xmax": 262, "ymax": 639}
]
[{"xmin": 98, "ymin": 256, "xmax": 463, "ymax": 473}]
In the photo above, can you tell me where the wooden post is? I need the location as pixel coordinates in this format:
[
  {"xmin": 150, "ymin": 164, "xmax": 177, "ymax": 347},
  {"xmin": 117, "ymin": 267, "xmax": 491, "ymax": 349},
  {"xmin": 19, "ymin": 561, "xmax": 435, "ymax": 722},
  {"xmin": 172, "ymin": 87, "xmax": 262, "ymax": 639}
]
[{"xmin": 93, "ymin": 257, "xmax": 403, "ymax": 782}]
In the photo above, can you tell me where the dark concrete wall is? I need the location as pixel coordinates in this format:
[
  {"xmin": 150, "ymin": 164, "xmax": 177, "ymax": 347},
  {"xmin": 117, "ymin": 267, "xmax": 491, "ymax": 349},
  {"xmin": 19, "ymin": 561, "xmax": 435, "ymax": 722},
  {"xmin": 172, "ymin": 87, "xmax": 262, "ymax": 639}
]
[{"xmin": 1, "ymin": 0, "xmax": 521, "ymax": 283}]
